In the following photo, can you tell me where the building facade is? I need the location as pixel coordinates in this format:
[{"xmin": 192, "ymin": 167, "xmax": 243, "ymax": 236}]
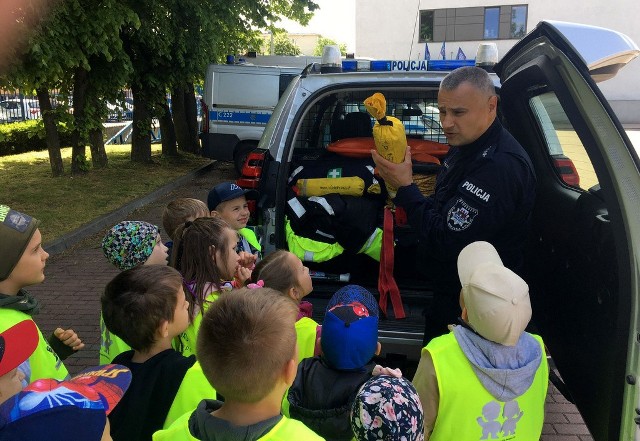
[{"xmin": 355, "ymin": 0, "xmax": 640, "ymax": 124}]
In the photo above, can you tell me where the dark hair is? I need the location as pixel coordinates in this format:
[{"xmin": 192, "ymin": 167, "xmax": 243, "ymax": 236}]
[
  {"xmin": 101, "ymin": 265, "xmax": 182, "ymax": 352},
  {"xmin": 440, "ymin": 66, "xmax": 495, "ymax": 97},
  {"xmin": 250, "ymin": 250, "xmax": 298, "ymax": 295},
  {"xmin": 170, "ymin": 217, "xmax": 233, "ymax": 321},
  {"xmin": 197, "ymin": 288, "xmax": 298, "ymax": 402}
]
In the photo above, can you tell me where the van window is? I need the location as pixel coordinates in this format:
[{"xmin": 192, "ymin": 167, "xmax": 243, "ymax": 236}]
[{"xmin": 530, "ymin": 92, "xmax": 598, "ymax": 191}]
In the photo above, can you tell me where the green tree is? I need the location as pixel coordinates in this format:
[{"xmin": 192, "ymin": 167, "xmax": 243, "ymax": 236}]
[
  {"xmin": 273, "ymin": 33, "xmax": 302, "ymax": 56},
  {"xmin": 313, "ymin": 37, "xmax": 347, "ymax": 56}
]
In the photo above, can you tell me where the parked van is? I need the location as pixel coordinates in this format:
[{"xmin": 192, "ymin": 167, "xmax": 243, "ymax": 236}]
[{"xmin": 199, "ymin": 54, "xmax": 321, "ymax": 172}]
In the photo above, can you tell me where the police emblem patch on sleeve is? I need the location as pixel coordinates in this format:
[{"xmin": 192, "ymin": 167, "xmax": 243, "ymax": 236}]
[{"xmin": 447, "ymin": 198, "xmax": 479, "ymax": 231}]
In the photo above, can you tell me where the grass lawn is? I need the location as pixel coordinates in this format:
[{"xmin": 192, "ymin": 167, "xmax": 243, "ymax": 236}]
[{"xmin": 0, "ymin": 145, "xmax": 211, "ymax": 243}]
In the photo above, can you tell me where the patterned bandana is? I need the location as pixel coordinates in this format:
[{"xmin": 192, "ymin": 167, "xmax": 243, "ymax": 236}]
[
  {"xmin": 101, "ymin": 221, "xmax": 159, "ymax": 271},
  {"xmin": 351, "ymin": 375, "xmax": 425, "ymax": 441}
]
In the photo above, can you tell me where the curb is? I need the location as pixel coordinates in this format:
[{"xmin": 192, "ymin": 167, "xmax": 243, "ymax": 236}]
[{"xmin": 43, "ymin": 161, "xmax": 216, "ymax": 256}]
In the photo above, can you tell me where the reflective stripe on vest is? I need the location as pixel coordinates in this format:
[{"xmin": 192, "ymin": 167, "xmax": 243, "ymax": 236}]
[
  {"xmin": 285, "ymin": 219, "xmax": 344, "ymax": 263},
  {"xmin": 427, "ymin": 332, "xmax": 548, "ymax": 441},
  {"xmin": 295, "ymin": 317, "xmax": 319, "ymax": 363}
]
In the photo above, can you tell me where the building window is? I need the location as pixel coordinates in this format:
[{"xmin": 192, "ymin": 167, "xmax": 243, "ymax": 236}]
[
  {"xmin": 511, "ymin": 5, "xmax": 527, "ymax": 38},
  {"xmin": 419, "ymin": 10, "xmax": 434, "ymax": 42},
  {"xmin": 484, "ymin": 7, "xmax": 500, "ymax": 39}
]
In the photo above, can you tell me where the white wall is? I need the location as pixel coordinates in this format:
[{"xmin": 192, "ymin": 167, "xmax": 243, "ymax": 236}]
[{"xmin": 355, "ymin": 0, "xmax": 640, "ymax": 123}]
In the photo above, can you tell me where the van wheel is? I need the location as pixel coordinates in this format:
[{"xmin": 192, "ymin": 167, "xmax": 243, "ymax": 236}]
[{"xmin": 234, "ymin": 141, "xmax": 258, "ymax": 174}]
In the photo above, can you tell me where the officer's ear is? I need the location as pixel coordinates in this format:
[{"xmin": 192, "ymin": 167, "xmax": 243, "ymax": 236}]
[{"xmin": 488, "ymin": 95, "xmax": 498, "ymax": 114}]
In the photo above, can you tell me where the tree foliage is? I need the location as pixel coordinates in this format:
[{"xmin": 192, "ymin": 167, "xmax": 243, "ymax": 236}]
[
  {"xmin": 273, "ymin": 34, "xmax": 302, "ymax": 56},
  {"xmin": 313, "ymin": 37, "xmax": 347, "ymax": 56}
]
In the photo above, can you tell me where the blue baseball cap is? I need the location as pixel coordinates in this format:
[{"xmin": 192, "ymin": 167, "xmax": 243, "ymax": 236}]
[
  {"xmin": 207, "ymin": 182, "xmax": 258, "ymax": 211},
  {"xmin": 321, "ymin": 285, "xmax": 379, "ymax": 371}
]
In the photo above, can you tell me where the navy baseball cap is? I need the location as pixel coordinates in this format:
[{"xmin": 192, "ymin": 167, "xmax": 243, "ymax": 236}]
[
  {"xmin": 207, "ymin": 182, "xmax": 258, "ymax": 211},
  {"xmin": 321, "ymin": 285, "xmax": 379, "ymax": 371}
]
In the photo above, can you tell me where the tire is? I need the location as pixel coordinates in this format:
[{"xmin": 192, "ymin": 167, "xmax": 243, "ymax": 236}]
[{"xmin": 233, "ymin": 141, "xmax": 258, "ymax": 174}]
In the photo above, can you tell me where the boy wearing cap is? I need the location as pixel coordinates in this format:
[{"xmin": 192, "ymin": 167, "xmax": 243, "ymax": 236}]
[
  {"xmin": 207, "ymin": 181, "xmax": 261, "ymax": 260},
  {"xmin": 0, "ymin": 204, "xmax": 83, "ymax": 384},
  {"xmin": 412, "ymin": 241, "xmax": 548, "ymax": 440},
  {"xmin": 285, "ymin": 285, "xmax": 382, "ymax": 441},
  {"xmin": 153, "ymin": 288, "xmax": 324, "ymax": 441},
  {"xmin": 0, "ymin": 319, "xmax": 130, "ymax": 441},
  {"xmin": 100, "ymin": 220, "xmax": 169, "ymax": 364},
  {"xmin": 102, "ymin": 265, "xmax": 215, "ymax": 441}
]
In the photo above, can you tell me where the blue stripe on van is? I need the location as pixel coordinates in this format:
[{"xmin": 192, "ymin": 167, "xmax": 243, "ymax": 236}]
[{"xmin": 209, "ymin": 110, "xmax": 272, "ymax": 124}]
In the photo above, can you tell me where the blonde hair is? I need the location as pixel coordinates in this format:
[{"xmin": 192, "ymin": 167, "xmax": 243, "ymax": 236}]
[
  {"xmin": 162, "ymin": 198, "xmax": 209, "ymax": 240},
  {"xmin": 197, "ymin": 288, "xmax": 297, "ymax": 402}
]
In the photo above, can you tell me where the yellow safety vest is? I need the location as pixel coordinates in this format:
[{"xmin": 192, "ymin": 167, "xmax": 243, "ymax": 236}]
[
  {"xmin": 163, "ymin": 362, "xmax": 216, "ymax": 429},
  {"xmin": 153, "ymin": 411, "xmax": 324, "ymax": 441},
  {"xmin": 285, "ymin": 219, "xmax": 344, "ymax": 263},
  {"xmin": 239, "ymin": 227, "xmax": 262, "ymax": 252},
  {"xmin": 427, "ymin": 332, "xmax": 548, "ymax": 441},
  {"xmin": 100, "ymin": 312, "xmax": 131, "ymax": 364},
  {"xmin": 296, "ymin": 316, "xmax": 319, "ymax": 363},
  {"xmin": 0, "ymin": 310, "xmax": 68, "ymax": 381},
  {"xmin": 178, "ymin": 291, "xmax": 220, "ymax": 357}
]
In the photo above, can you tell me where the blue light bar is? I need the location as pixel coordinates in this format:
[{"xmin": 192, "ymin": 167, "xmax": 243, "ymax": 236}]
[
  {"xmin": 370, "ymin": 60, "xmax": 392, "ymax": 71},
  {"xmin": 427, "ymin": 59, "xmax": 476, "ymax": 71},
  {"xmin": 341, "ymin": 59, "xmax": 358, "ymax": 72}
]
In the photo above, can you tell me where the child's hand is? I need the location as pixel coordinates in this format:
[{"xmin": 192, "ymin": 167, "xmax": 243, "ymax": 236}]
[
  {"xmin": 237, "ymin": 251, "xmax": 257, "ymax": 270},
  {"xmin": 54, "ymin": 328, "xmax": 85, "ymax": 352},
  {"xmin": 235, "ymin": 266, "xmax": 252, "ymax": 286},
  {"xmin": 372, "ymin": 365, "xmax": 403, "ymax": 378}
]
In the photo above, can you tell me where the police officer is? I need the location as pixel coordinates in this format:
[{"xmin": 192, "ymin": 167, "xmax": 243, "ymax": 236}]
[{"xmin": 372, "ymin": 66, "xmax": 536, "ymax": 343}]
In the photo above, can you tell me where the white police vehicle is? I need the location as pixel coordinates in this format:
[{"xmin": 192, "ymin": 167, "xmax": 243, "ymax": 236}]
[{"xmin": 239, "ymin": 22, "xmax": 640, "ymax": 440}]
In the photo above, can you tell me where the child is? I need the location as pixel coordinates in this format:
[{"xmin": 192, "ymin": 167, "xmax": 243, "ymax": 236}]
[
  {"xmin": 0, "ymin": 204, "xmax": 83, "ymax": 383},
  {"xmin": 169, "ymin": 216, "xmax": 246, "ymax": 357},
  {"xmin": 152, "ymin": 288, "xmax": 324, "ymax": 441},
  {"xmin": 161, "ymin": 198, "xmax": 209, "ymax": 257},
  {"xmin": 0, "ymin": 319, "xmax": 131, "ymax": 441},
  {"xmin": 249, "ymin": 250, "xmax": 319, "ymax": 361},
  {"xmin": 101, "ymin": 265, "xmax": 215, "ymax": 441},
  {"xmin": 285, "ymin": 284, "xmax": 381, "ymax": 441},
  {"xmin": 207, "ymin": 181, "xmax": 260, "ymax": 259},
  {"xmin": 351, "ymin": 375, "xmax": 424, "ymax": 441},
  {"xmin": 412, "ymin": 241, "xmax": 549, "ymax": 440},
  {"xmin": 100, "ymin": 220, "xmax": 169, "ymax": 364}
]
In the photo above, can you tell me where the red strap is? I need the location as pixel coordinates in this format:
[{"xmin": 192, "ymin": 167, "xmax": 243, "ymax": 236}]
[
  {"xmin": 394, "ymin": 206, "xmax": 408, "ymax": 226},
  {"xmin": 378, "ymin": 206, "xmax": 406, "ymax": 319}
]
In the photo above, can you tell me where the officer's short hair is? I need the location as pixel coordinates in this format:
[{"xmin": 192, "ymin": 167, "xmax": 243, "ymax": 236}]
[
  {"xmin": 197, "ymin": 288, "xmax": 298, "ymax": 403},
  {"xmin": 440, "ymin": 66, "xmax": 496, "ymax": 97}
]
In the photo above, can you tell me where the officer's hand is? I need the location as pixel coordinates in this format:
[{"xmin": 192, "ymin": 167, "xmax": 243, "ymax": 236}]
[{"xmin": 371, "ymin": 147, "xmax": 414, "ymax": 189}]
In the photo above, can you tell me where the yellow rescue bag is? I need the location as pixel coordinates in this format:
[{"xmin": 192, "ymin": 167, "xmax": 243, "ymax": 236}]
[
  {"xmin": 295, "ymin": 176, "xmax": 365, "ymax": 197},
  {"xmin": 364, "ymin": 92, "xmax": 407, "ymax": 199}
]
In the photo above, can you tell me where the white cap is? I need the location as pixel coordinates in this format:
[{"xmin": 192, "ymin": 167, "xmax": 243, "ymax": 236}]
[{"xmin": 457, "ymin": 241, "xmax": 531, "ymax": 346}]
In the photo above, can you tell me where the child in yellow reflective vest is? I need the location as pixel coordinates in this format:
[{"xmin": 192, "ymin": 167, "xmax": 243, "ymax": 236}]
[
  {"xmin": 153, "ymin": 288, "xmax": 324, "ymax": 441},
  {"xmin": 0, "ymin": 204, "xmax": 84, "ymax": 383},
  {"xmin": 412, "ymin": 241, "xmax": 548, "ymax": 440},
  {"xmin": 101, "ymin": 265, "xmax": 215, "ymax": 441},
  {"xmin": 249, "ymin": 250, "xmax": 320, "ymax": 362}
]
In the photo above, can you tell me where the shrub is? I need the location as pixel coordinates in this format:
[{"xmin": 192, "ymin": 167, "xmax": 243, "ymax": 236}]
[{"xmin": 0, "ymin": 120, "xmax": 73, "ymax": 156}]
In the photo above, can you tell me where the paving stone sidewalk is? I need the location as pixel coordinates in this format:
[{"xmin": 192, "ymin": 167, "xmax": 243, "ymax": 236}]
[{"xmin": 26, "ymin": 161, "xmax": 593, "ymax": 440}]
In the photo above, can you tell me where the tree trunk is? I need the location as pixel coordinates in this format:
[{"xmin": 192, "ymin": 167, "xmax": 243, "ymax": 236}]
[
  {"xmin": 89, "ymin": 127, "xmax": 108, "ymax": 168},
  {"xmin": 36, "ymin": 88, "xmax": 63, "ymax": 176},
  {"xmin": 70, "ymin": 67, "xmax": 89, "ymax": 174},
  {"xmin": 185, "ymin": 82, "xmax": 200, "ymax": 153},
  {"xmin": 159, "ymin": 101, "xmax": 177, "ymax": 156},
  {"xmin": 130, "ymin": 82, "xmax": 152, "ymax": 163},
  {"xmin": 172, "ymin": 84, "xmax": 191, "ymax": 153}
]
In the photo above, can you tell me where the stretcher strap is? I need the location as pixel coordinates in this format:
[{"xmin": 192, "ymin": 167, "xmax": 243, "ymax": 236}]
[{"xmin": 378, "ymin": 206, "xmax": 406, "ymax": 319}]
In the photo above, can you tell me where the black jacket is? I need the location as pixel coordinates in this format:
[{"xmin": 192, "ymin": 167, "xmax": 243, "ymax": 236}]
[{"xmin": 287, "ymin": 357, "xmax": 375, "ymax": 441}]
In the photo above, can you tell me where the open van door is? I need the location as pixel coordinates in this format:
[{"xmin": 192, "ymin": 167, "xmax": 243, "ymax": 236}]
[{"xmin": 494, "ymin": 21, "xmax": 640, "ymax": 440}]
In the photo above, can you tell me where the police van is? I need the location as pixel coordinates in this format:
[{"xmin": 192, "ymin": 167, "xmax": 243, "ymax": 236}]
[
  {"xmin": 199, "ymin": 54, "xmax": 321, "ymax": 172},
  {"xmin": 237, "ymin": 21, "xmax": 640, "ymax": 440}
]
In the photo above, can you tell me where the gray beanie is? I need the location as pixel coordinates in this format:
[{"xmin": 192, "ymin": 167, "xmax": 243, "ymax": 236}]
[{"xmin": 0, "ymin": 205, "xmax": 40, "ymax": 281}]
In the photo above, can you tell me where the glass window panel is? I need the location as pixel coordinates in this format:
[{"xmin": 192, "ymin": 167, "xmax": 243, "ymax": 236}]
[
  {"xmin": 511, "ymin": 5, "xmax": 527, "ymax": 38},
  {"xmin": 484, "ymin": 7, "xmax": 499, "ymax": 39}
]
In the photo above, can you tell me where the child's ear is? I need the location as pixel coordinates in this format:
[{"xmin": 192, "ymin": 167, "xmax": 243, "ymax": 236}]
[
  {"xmin": 287, "ymin": 287, "xmax": 298, "ymax": 302},
  {"xmin": 158, "ymin": 320, "xmax": 170, "ymax": 339},
  {"xmin": 375, "ymin": 341, "xmax": 382, "ymax": 356},
  {"xmin": 210, "ymin": 210, "xmax": 219, "ymax": 218},
  {"xmin": 283, "ymin": 357, "xmax": 297, "ymax": 387},
  {"xmin": 461, "ymin": 306, "xmax": 469, "ymax": 322}
]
